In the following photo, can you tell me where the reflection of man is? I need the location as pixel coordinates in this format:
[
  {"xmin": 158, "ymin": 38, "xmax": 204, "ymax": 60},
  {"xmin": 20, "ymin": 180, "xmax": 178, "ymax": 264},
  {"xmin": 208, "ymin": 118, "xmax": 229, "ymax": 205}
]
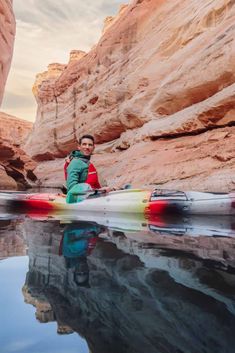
[
  {"xmin": 60, "ymin": 221, "xmax": 104, "ymax": 286},
  {"xmin": 66, "ymin": 134, "xmax": 112, "ymax": 203}
]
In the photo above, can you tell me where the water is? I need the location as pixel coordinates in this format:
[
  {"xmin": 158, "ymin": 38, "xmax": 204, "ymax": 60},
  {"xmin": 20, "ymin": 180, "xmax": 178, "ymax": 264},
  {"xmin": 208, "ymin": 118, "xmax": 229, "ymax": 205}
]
[{"xmin": 0, "ymin": 211, "xmax": 235, "ymax": 353}]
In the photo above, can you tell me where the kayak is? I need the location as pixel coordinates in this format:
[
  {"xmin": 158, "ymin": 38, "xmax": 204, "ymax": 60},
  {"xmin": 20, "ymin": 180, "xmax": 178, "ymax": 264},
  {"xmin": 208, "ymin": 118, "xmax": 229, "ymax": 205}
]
[{"xmin": 2, "ymin": 188, "xmax": 235, "ymax": 216}]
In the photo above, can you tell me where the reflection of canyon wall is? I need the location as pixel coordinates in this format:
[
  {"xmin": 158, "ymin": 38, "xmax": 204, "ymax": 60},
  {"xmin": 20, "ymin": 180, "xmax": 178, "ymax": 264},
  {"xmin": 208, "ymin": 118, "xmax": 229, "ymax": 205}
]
[
  {"xmin": 108, "ymin": 226, "xmax": 235, "ymax": 270},
  {"xmin": 0, "ymin": 0, "xmax": 15, "ymax": 105},
  {"xmin": 22, "ymin": 284, "xmax": 56, "ymax": 323},
  {"xmin": 22, "ymin": 220, "xmax": 75, "ymax": 333},
  {"xmin": 26, "ymin": 0, "xmax": 235, "ymax": 191},
  {"xmin": 0, "ymin": 112, "xmax": 37, "ymax": 189},
  {"xmin": 0, "ymin": 220, "xmax": 27, "ymax": 258},
  {"xmin": 23, "ymin": 219, "xmax": 235, "ymax": 353}
]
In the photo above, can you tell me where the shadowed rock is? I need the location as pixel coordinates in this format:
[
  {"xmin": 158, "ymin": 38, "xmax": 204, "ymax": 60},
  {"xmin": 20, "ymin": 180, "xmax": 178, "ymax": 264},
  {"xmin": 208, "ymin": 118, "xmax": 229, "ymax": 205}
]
[{"xmin": 0, "ymin": 112, "xmax": 37, "ymax": 189}]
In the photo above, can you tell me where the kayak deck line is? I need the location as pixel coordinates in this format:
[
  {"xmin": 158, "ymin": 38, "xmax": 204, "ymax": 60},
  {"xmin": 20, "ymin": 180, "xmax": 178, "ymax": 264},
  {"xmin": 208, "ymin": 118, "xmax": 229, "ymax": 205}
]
[{"xmin": 1, "ymin": 188, "xmax": 235, "ymax": 216}]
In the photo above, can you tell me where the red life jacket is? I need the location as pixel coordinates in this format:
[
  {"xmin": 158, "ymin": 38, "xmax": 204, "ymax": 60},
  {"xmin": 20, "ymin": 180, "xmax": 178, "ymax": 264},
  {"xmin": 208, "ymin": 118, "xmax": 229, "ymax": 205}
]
[
  {"xmin": 64, "ymin": 160, "xmax": 70, "ymax": 180},
  {"xmin": 86, "ymin": 162, "xmax": 101, "ymax": 189},
  {"xmin": 64, "ymin": 159, "xmax": 101, "ymax": 189}
]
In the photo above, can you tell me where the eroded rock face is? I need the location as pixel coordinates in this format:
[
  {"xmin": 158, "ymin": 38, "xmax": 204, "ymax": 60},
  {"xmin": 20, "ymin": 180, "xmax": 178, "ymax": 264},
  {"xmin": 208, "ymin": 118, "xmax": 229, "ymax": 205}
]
[
  {"xmin": 0, "ymin": 0, "xmax": 15, "ymax": 105},
  {"xmin": 0, "ymin": 112, "xmax": 37, "ymax": 189},
  {"xmin": 0, "ymin": 3, "xmax": 34, "ymax": 189},
  {"xmin": 34, "ymin": 126, "xmax": 235, "ymax": 192},
  {"xmin": 26, "ymin": 0, "xmax": 235, "ymax": 190},
  {"xmin": 0, "ymin": 112, "xmax": 33, "ymax": 144}
]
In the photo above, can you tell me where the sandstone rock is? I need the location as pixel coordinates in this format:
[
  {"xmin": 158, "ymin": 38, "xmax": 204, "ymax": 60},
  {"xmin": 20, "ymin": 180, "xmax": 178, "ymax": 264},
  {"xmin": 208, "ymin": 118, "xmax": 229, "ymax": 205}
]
[
  {"xmin": 93, "ymin": 126, "xmax": 235, "ymax": 192},
  {"xmin": 103, "ymin": 16, "xmax": 115, "ymax": 34},
  {"xmin": 33, "ymin": 126, "xmax": 235, "ymax": 192},
  {"xmin": 32, "ymin": 63, "xmax": 66, "ymax": 100},
  {"xmin": 69, "ymin": 50, "xmax": 86, "ymax": 63},
  {"xmin": 102, "ymin": 4, "xmax": 129, "ymax": 34},
  {"xmin": 33, "ymin": 159, "xmax": 65, "ymax": 188},
  {"xmin": 0, "ymin": 111, "xmax": 33, "ymax": 145},
  {"xmin": 0, "ymin": 112, "xmax": 37, "ymax": 189},
  {"xmin": 25, "ymin": 0, "xmax": 235, "ymax": 191},
  {"xmin": 0, "ymin": 165, "xmax": 17, "ymax": 189},
  {"xmin": 0, "ymin": 3, "xmax": 36, "ymax": 189},
  {"xmin": 0, "ymin": 0, "xmax": 15, "ymax": 105}
]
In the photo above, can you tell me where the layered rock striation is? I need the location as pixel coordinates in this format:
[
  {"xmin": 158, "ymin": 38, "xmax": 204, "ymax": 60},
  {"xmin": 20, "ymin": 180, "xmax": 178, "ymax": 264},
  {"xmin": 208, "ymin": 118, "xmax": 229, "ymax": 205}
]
[
  {"xmin": 0, "ymin": 2, "xmax": 37, "ymax": 188},
  {"xmin": 0, "ymin": 112, "xmax": 37, "ymax": 189},
  {"xmin": 26, "ymin": 0, "xmax": 235, "ymax": 190},
  {"xmin": 0, "ymin": 0, "xmax": 15, "ymax": 105}
]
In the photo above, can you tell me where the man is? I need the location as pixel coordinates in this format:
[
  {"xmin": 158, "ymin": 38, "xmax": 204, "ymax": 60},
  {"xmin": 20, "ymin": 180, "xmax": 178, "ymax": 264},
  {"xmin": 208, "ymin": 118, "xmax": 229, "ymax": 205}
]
[
  {"xmin": 66, "ymin": 134, "xmax": 110, "ymax": 203},
  {"xmin": 61, "ymin": 221, "xmax": 104, "ymax": 286}
]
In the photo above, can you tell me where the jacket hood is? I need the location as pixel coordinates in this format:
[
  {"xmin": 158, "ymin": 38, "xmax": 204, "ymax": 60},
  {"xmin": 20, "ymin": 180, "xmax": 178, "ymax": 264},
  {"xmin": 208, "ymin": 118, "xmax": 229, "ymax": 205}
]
[{"xmin": 70, "ymin": 150, "xmax": 90, "ymax": 160}]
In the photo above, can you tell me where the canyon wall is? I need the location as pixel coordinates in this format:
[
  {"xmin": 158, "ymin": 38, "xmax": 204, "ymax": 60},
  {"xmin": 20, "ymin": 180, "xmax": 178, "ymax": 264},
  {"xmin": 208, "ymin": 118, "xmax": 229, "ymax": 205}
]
[
  {"xmin": 0, "ymin": 112, "xmax": 36, "ymax": 189},
  {"xmin": 0, "ymin": 1, "xmax": 36, "ymax": 189},
  {"xmin": 25, "ymin": 0, "xmax": 235, "ymax": 191},
  {"xmin": 0, "ymin": 0, "xmax": 15, "ymax": 105}
]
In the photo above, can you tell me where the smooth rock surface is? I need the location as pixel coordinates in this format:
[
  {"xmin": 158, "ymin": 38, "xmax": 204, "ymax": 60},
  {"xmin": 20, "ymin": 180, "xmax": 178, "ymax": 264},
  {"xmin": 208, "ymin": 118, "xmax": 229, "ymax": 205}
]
[
  {"xmin": 0, "ymin": 0, "xmax": 15, "ymax": 105},
  {"xmin": 25, "ymin": 0, "xmax": 235, "ymax": 190},
  {"xmin": 34, "ymin": 126, "xmax": 235, "ymax": 192}
]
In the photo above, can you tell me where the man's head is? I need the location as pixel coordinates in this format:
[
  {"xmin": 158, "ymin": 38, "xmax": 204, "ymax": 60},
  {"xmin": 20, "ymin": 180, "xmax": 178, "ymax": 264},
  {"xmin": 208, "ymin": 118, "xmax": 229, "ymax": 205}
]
[
  {"xmin": 73, "ymin": 258, "xmax": 90, "ymax": 286},
  {"xmin": 78, "ymin": 134, "xmax": 95, "ymax": 157}
]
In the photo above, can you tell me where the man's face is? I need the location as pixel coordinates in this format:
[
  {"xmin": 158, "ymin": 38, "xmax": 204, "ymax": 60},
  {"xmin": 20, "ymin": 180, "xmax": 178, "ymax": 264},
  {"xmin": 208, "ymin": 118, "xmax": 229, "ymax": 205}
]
[{"xmin": 79, "ymin": 138, "xmax": 95, "ymax": 156}]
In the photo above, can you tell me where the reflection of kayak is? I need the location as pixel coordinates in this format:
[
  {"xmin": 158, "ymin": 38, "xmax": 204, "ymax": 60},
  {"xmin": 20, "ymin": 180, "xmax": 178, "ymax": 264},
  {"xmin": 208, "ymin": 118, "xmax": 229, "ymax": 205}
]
[
  {"xmin": 147, "ymin": 214, "xmax": 235, "ymax": 238},
  {"xmin": 2, "ymin": 206, "xmax": 235, "ymax": 238},
  {"xmin": 2, "ymin": 189, "xmax": 235, "ymax": 215},
  {"xmin": 48, "ymin": 213, "xmax": 235, "ymax": 238},
  {"xmin": 52, "ymin": 213, "xmax": 235, "ymax": 238}
]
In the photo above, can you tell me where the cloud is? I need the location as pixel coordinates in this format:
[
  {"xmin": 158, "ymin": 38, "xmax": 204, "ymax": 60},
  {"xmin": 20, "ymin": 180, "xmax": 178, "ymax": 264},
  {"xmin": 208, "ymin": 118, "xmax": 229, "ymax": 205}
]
[
  {"xmin": 1, "ymin": 0, "xmax": 126, "ymax": 121},
  {"xmin": 2, "ymin": 339, "xmax": 35, "ymax": 353}
]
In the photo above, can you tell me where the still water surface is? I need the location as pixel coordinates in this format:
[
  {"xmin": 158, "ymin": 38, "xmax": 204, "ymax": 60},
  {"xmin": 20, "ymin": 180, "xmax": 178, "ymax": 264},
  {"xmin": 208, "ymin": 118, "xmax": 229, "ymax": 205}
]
[
  {"xmin": 0, "ymin": 257, "xmax": 88, "ymax": 353},
  {"xmin": 0, "ymin": 212, "xmax": 235, "ymax": 353}
]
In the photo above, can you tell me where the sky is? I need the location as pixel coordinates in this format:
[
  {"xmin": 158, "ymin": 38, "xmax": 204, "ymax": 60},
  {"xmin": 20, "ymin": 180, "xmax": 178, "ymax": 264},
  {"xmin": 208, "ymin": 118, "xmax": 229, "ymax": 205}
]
[
  {"xmin": 0, "ymin": 257, "xmax": 89, "ymax": 353},
  {"xmin": 1, "ymin": 0, "xmax": 126, "ymax": 122}
]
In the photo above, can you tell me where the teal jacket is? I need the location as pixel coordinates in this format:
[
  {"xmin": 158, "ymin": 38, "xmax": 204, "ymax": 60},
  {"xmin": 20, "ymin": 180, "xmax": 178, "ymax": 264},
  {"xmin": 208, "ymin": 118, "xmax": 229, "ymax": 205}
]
[
  {"xmin": 62, "ymin": 221, "xmax": 102, "ymax": 260},
  {"xmin": 66, "ymin": 150, "xmax": 90, "ymax": 191}
]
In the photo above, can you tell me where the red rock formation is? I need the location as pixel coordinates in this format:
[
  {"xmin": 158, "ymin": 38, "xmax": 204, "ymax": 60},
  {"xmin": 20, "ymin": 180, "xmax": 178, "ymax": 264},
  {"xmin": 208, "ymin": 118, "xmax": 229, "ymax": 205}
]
[
  {"xmin": 26, "ymin": 0, "xmax": 235, "ymax": 191},
  {"xmin": 0, "ymin": 111, "xmax": 33, "ymax": 143},
  {"xmin": 0, "ymin": 0, "xmax": 15, "ymax": 105},
  {"xmin": 34, "ymin": 126, "xmax": 235, "ymax": 192},
  {"xmin": 0, "ymin": 2, "xmax": 34, "ymax": 189},
  {"xmin": 0, "ymin": 112, "xmax": 37, "ymax": 189},
  {"xmin": 69, "ymin": 50, "xmax": 86, "ymax": 63}
]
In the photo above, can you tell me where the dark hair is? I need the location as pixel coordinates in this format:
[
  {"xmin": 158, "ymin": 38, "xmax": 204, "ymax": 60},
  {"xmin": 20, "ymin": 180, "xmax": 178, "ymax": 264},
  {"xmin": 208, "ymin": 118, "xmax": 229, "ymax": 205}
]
[{"xmin": 78, "ymin": 134, "xmax": 95, "ymax": 144}]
